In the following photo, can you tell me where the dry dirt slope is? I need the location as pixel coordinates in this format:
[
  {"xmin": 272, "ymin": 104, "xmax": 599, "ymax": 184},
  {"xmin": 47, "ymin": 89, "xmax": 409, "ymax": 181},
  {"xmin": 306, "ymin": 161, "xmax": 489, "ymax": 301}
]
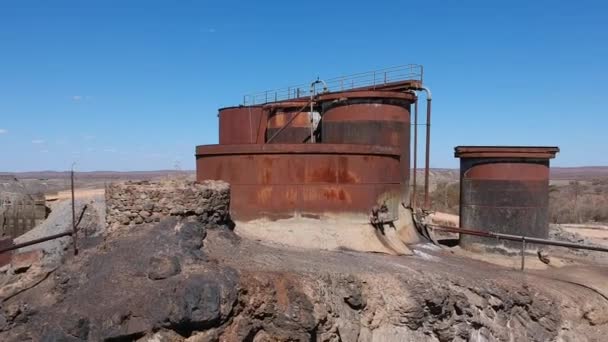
[{"xmin": 1, "ymin": 215, "xmax": 607, "ymax": 341}]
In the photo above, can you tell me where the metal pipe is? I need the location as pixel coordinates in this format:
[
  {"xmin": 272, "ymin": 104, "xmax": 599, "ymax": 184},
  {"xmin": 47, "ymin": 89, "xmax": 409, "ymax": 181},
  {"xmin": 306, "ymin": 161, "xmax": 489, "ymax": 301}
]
[
  {"xmin": 71, "ymin": 164, "xmax": 78, "ymax": 255},
  {"xmin": 309, "ymin": 79, "xmax": 328, "ymax": 143},
  {"xmin": 412, "ymin": 93, "xmax": 418, "ymax": 207},
  {"xmin": 428, "ymin": 224, "xmax": 608, "ymax": 253},
  {"xmin": 418, "ymin": 86, "xmax": 432, "ymax": 209},
  {"xmin": 0, "ymin": 231, "xmax": 72, "ymax": 254},
  {"xmin": 265, "ymin": 101, "xmax": 312, "ymax": 144},
  {"xmin": 521, "ymin": 237, "xmax": 526, "ymax": 271}
]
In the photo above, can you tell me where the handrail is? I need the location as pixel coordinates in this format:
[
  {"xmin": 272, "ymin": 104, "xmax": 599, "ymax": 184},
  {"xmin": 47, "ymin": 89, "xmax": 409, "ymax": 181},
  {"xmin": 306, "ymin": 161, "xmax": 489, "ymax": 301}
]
[{"xmin": 243, "ymin": 64, "xmax": 422, "ymax": 105}]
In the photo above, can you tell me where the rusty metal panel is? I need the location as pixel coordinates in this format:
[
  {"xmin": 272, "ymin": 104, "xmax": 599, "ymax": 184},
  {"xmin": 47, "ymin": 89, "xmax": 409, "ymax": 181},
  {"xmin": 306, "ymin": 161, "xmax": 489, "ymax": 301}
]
[
  {"xmin": 266, "ymin": 106, "xmax": 311, "ymax": 144},
  {"xmin": 455, "ymin": 146, "xmax": 559, "ymax": 249},
  {"xmin": 320, "ymin": 91, "xmax": 413, "ymax": 205},
  {"xmin": 0, "ymin": 238, "xmax": 13, "ymax": 267},
  {"xmin": 320, "ymin": 91, "xmax": 413, "ymax": 147},
  {"xmin": 196, "ymin": 144, "xmax": 401, "ymax": 221},
  {"xmin": 218, "ymin": 106, "xmax": 264, "ymax": 144},
  {"xmin": 455, "ymin": 146, "xmax": 559, "ymax": 159}
]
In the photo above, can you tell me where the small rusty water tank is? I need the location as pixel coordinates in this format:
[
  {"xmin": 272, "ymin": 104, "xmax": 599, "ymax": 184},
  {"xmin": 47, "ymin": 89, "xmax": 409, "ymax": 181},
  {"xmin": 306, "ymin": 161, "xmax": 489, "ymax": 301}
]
[
  {"xmin": 319, "ymin": 91, "xmax": 415, "ymax": 205},
  {"xmin": 265, "ymin": 102, "xmax": 311, "ymax": 143},
  {"xmin": 218, "ymin": 106, "xmax": 264, "ymax": 144},
  {"xmin": 455, "ymin": 146, "xmax": 559, "ymax": 250}
]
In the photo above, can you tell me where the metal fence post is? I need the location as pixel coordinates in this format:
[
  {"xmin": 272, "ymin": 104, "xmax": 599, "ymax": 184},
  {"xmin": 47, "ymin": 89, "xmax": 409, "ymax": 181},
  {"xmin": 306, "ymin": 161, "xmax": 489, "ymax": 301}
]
[
  {"xmin": 520, "ymin": 237, "xmax": 526, "ymax": 271},
  {"xmin": 71, "ymin": 167, "xmax": 78, "ymax": 255}
]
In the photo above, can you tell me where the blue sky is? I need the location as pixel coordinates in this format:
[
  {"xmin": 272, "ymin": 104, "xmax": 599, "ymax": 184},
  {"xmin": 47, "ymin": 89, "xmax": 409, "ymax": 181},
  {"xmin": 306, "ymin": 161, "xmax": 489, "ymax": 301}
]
[{"xmin": 0, "ymin": 0, "xmax": 606, "ymax": 171}]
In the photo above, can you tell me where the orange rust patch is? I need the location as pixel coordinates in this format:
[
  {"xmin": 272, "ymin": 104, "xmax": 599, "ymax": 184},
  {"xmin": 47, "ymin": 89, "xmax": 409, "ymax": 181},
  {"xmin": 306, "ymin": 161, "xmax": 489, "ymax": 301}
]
[
  {"xmin": 256, "ymin": 187, "xmax": 273, "ymax": 203},
  {"xmin": 285, "ymin": 188, "xmax": 298, "ymax": 203},
  {"xmin": 322, "ymin": 188, "xmax": 351, "ymax": 203},
  {"xmin": 338, "ymin": 170, "xmax": 360, "ymax": 184},
  {"xmin": 307, "ymin": 167, "xmax": 337, "ymax": 183}
]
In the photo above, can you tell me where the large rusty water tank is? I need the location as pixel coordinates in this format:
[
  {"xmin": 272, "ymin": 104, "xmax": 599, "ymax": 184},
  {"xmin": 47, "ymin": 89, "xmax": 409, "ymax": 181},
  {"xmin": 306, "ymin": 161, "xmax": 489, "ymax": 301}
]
[
  {"xmin": 196, "ymin": 143, "xmax": 402, "ymax": 221},
  {"xmin": 455, "ymin": 146, "xmax": 559, "ymax": 250},
  {"xmin": 218, "ymin": 106, "xmax": 264, "ymax": 144},
  {"xmin": 319, "ymin": 90, "xmax": 415, "ymax": 205},
  {"xmin": 265, "ymin": 102, "xmax": 311, "ymax": 143}
]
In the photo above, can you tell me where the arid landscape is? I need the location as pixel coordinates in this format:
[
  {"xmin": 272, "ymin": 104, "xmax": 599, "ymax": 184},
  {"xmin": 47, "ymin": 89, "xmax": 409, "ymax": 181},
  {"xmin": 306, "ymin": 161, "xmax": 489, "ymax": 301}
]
[
  {"xmin": 416, "ymin": 167, "xmax": 608, "ymax": 225},
  {"xmin": 2, "ymin": 1, "xmax": 607, "ymax": 340},
  {"xmin": 1, "ymin": 168, "xmax": 608, "ymax": 341}
]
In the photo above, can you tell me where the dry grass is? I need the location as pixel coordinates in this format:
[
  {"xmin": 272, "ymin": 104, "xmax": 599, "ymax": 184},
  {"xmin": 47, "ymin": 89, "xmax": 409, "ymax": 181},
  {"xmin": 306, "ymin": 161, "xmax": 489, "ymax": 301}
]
[{"xmin": 422, "ymin": 178, "xmax": 608, "ymax": 225}]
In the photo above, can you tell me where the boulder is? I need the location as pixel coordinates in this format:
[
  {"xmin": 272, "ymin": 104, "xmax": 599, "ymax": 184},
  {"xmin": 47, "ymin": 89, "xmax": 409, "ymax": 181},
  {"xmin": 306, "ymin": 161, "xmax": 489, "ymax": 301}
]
[{"xmin": 148, "ymin": 255, "xmax": 181, "ymax": 280}]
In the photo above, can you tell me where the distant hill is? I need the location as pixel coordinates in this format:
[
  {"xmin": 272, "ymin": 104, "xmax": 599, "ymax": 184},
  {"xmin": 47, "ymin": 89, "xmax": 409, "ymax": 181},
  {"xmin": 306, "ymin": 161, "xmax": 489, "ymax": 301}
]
[
  {"xmin": 0, "ymin": 170, "xmax": 195, "ymax": 181},
  {"xmin": 2, "ymin": 167, "xmax": 607, "ymax": 184},
  {"xmin": 550, "ymin": 167, "xmax": 608, "ymax": 180}
]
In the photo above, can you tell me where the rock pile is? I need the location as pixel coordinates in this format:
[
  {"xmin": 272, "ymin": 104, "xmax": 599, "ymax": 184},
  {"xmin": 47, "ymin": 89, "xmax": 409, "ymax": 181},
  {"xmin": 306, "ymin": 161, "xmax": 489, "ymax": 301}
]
[{"xmin": 105, "ymin": 180, "xmax": 230, "ymax": 229}]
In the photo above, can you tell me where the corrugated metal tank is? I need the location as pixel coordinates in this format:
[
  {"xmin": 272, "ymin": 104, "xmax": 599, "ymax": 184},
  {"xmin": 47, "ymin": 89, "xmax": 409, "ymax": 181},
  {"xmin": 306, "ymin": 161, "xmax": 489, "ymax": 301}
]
[
  {"xmin": 319, "ymin": 90, "xmax": 415, "ymax": 209},
  {"xmin": 218, "ymin": 106, "xmax": 264, "ymax": 144},
  {"xmin": 455, "ymin": 146, "xmax": 559, "ymax": 250}
]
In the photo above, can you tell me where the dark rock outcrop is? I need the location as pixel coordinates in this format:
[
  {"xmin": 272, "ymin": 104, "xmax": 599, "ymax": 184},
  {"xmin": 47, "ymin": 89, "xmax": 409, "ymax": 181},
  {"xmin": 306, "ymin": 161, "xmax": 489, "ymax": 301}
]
[{"xmin": 1, "ymin": 213, "xmax": 607, "ymax": 341}]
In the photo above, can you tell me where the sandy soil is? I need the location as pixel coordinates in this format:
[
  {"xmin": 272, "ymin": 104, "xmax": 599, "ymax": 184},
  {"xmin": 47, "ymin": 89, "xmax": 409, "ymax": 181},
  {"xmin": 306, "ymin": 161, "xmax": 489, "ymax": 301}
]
[
  {"xmin": 46, "ymin": 188, "xmax": 105, "ymax": 201},
  {"xmin": 561, "ymin": 224, "xmax": 608, "ymax": 245},
  {"xmin": 235, "ymin": 215, "xmax": 413, "ymax": 256}
]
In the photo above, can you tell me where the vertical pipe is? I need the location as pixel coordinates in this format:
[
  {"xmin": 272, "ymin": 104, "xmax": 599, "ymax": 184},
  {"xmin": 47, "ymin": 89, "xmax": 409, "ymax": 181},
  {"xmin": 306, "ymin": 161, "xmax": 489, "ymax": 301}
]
[
  {"xmin": 424, "ymin": 98, "xmax": 432, "ymax": 209},
  {"xmin": 310, "ymin": 100, "xmax": 315, "ymax": 143},
  {"xmin": 412, "ymin": 96, "xmax": 418, "ymax": 208},
  {"xmin": 71, "ymin": 167, "xmax": 78, "ymax": 255},
  {"xmin": 521, "ymin": 237, "xmax": 526, "ymax": 271},
  {"xmin": 309, "ymin": 79, "xmax": 328, "ymax": 144}
]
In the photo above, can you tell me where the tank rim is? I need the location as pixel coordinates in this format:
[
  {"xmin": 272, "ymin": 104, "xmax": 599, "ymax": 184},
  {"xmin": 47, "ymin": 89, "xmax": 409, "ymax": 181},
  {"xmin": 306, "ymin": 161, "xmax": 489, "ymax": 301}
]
[
  {"xmin": 454, "ymin": 146, "xmax": 559, "ymax": 159},
  {"xmin": 196, "ymin": 143, "xmax": 400, "ymax": 157}
]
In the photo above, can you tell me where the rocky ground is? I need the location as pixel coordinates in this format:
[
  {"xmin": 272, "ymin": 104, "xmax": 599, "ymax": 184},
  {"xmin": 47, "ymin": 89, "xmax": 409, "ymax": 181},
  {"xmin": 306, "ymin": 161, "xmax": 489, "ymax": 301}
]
[
  {"xmin": 0, "ymin": 218, "xmax": 607, "ymax": 340},
  {"xmin": 0, "ymin": 181, "xmax": 608, "ymax": 341}
]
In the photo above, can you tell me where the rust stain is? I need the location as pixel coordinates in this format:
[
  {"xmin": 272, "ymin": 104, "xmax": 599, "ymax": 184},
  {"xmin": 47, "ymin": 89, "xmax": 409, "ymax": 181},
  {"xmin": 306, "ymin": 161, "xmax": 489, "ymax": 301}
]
[
  {"xmin": 307, "ymin": 167, "xmax": 337, "ymax": 183},
  {"xmin": 322, "ymin": 188, "xmax": 351, "ymax": 203},
  {"xmin": 256, "ymin": 187, "xmax": 273, "ymax": 204},
  {"xmin": 337, "ymin": 157, "xmax": 360, "ymax": 183},
  {"xmin": 196, "ymin": 142, "xmax": 401, "ymax": 221},
  {"xmin": 285, "ymin": 188, "xmax": 297, "ymax": 203}
]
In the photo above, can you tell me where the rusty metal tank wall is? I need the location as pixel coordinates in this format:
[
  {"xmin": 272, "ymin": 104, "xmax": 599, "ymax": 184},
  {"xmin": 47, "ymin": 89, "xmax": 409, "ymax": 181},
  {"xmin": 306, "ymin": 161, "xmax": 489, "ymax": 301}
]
[
  {"xmin": 319, "ymin": 91, "xmax": 413, "ymax": 146},
  {"xmin": 218, "ymin": 106, "xmax": 264, "ymax": 144},
  {"xmin": 196, "ymin": 144, "xmax": 402, "ymax": 221},
  {"xmin": 455, "ymin": 146, "xmax": 559, "ymax": 250},
  {"xmin": 265, "ymin": 102, "xmax": 311, "ymax": 143},
  {"xmin": 319, "ymin": 91, "xmax": 414, "ymax": 205}
]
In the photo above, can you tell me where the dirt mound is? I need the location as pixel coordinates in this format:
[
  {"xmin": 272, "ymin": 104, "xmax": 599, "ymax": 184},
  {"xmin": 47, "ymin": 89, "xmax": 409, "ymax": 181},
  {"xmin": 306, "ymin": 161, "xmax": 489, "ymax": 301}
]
[
  {"xmin": 235, "ymin": 215, "xmax": 413, "ymax": 256},
  {"xmin": 0, "ymin": 214, "xmax": 607, "ymax": 341}
]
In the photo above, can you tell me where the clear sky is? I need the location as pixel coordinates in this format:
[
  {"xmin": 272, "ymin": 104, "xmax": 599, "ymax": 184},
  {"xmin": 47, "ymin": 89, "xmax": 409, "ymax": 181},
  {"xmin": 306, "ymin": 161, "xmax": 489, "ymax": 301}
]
[{"xmin": 1, "ymin": 0, "xmax": 606, "ymax": 172}]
